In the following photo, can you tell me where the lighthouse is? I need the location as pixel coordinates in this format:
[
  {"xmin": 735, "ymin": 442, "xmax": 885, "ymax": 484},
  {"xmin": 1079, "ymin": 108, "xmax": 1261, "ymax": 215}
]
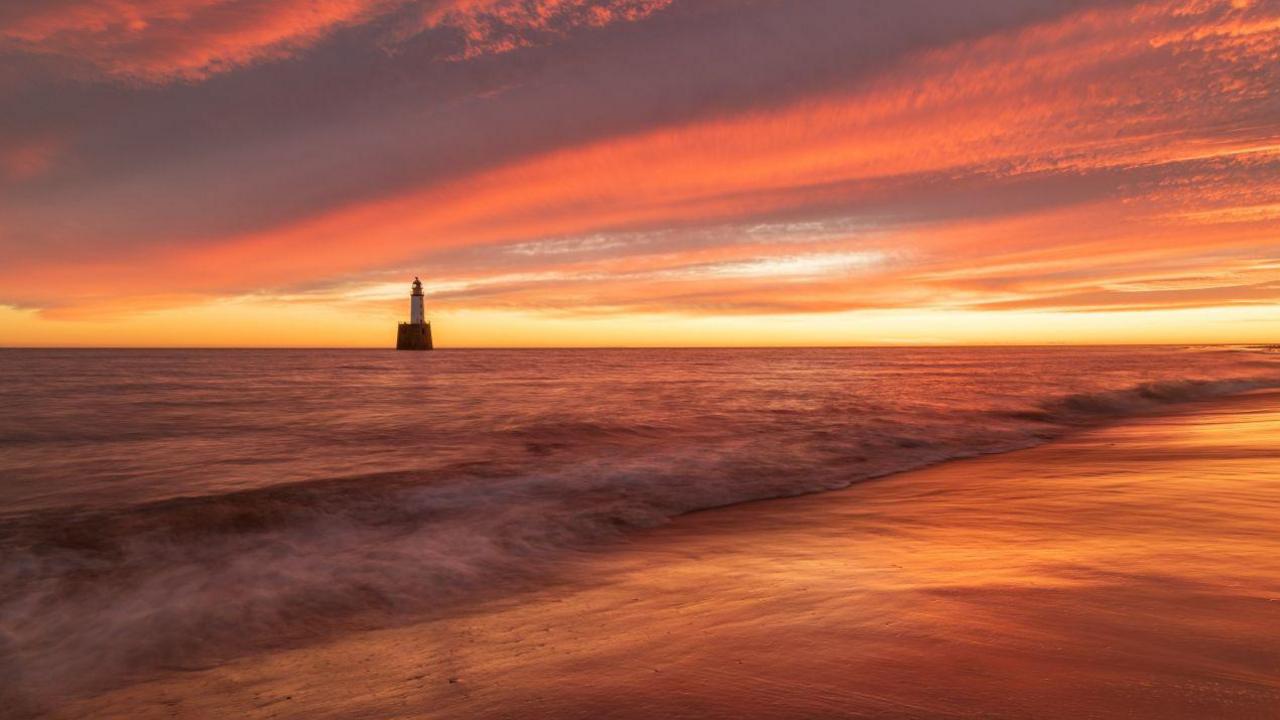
[{"xmin": 395, "ymin": 276, "xmax": 434, "ymax": 350}]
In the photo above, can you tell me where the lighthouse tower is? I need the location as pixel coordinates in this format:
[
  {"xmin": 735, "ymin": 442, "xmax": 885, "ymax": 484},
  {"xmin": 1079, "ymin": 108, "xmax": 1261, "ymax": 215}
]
[
  {"xmin": 395, "ymin": 276, "xmax": 434, "ymax": 350},
  {"xmin": 409, "ymin": 277, "xmax": 425, "ymax": 324}
]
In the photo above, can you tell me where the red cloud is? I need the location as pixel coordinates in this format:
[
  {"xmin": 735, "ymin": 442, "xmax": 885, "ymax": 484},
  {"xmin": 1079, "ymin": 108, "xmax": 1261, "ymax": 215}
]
[
  {"xmin": 0, "ymin": 134, "xmax": 63, "ymax": 181},
  {"xmin": 0, "ymin": 0, "xmax": 673, "ymax": 82},
  {"xmin": 0, "ymin": 0, "xmax": 391, "ymax": 82},
  {"xmin": 417, "ymin": 0, "xmax": 673, "ymax": 59}
]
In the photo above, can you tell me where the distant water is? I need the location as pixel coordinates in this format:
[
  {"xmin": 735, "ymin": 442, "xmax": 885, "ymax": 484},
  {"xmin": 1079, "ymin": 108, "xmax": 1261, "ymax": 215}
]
[{"xmin": 1, "ymin": 346, "xmax": 1278, "ymax": 700}]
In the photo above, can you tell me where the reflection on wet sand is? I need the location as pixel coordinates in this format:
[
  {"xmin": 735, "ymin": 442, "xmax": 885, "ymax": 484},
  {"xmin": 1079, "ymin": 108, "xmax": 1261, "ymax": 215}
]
[{"xmin": 56, "ymin": 392, "xmax": 1280, "ymax": 719}]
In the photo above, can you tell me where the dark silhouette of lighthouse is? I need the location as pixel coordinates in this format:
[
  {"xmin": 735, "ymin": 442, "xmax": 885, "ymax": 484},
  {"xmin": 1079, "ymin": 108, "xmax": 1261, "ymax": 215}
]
[{"xmin": 396, "ymin": 277, "xmax": 433, "ymax": 350}]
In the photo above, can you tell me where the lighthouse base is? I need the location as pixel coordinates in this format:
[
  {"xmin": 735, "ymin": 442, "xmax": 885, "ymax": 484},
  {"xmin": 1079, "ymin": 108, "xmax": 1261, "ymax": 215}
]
[{"xmin": 396, "ymin": 322, "xmax": 433, "ymax": 351}]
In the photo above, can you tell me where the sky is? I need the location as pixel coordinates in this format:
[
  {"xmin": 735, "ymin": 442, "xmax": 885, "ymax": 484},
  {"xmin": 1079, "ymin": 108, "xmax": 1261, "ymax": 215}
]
[{"xmin": 1, "ymin": 0, "xmax": 1278, "ymax": 347}]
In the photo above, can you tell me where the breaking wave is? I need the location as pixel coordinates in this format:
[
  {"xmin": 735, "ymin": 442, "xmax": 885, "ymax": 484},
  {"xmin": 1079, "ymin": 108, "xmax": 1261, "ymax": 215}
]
[{"xmin": 1002, "ymin": 377, "xmax": 1280, "ymax": 422}]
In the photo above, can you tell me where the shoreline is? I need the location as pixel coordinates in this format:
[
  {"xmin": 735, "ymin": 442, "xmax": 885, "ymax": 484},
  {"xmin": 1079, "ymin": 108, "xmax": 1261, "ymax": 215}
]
[{"xmin": 43, "ymin": 390, "xmax": 1280, "ymax": 719}]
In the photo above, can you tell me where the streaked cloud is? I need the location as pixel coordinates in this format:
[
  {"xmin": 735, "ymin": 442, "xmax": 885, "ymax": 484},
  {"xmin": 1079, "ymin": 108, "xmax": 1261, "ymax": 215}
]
[
  {"xmin": 0, "ymin": 0, "xmax": 673, "ymax": 82},
  {"xmin": 0, "ymin": 0, "xmax": 390, "ymax": 82},
  {"xmin": 1, "ymin": 0, "xmax": 1278, "ymax": 344}
]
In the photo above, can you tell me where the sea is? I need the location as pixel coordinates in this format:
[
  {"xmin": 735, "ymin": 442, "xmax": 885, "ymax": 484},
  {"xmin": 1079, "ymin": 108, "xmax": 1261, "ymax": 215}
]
[{"xmin": 1, "ymin": 346, "xmax": 1278, "ymax": 700}]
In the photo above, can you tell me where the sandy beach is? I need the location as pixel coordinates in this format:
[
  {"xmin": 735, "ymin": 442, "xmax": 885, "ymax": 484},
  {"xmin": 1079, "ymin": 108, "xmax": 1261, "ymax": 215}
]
[{"xmin": 45, "ymin": 390, "xmax": 1280, "ymax": 719}]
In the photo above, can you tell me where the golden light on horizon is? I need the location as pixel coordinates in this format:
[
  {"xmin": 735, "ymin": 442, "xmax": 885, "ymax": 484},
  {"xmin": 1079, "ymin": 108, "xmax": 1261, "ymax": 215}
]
[{"xmin": 3, "ymin": 299, "xmax": 1276, "ymax": 349}]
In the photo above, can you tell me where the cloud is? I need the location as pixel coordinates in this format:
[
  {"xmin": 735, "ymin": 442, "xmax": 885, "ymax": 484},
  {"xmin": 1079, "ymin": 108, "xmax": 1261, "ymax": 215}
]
[
  {"xmin": 415, "ymin": 0, "xmax": 674, "ymax": 59},
  {"xmin": 0, "ymin": 0, "xmax": 674, "ymax": 82},
  {"xmin": 1, "ymin": 0, "xmax": 1278, "ymax": 333},
  {"xmin": 0, "ymin": 133, "xmax": 62, "ymax": 181},
  {"xmin": 0, "ymin": 0, "xmax": 392, "ymax": 82}
]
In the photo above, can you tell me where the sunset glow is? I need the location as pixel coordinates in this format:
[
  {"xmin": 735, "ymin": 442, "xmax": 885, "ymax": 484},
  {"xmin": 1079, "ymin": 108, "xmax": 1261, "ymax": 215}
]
[{"xmin": 2, "ymin": 0, "xmax": 1278, "ymax": 346}]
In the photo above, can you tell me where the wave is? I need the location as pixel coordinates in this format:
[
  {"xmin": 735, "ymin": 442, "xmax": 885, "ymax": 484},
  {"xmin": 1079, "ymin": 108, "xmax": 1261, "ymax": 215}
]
[
  {"xmin": 2, "ymin": 372, "xmax": 1278, "ymax": 710},
  {"xmin": 1001, "ymin": 377, "xmax": 1280, "ymax": 423}
]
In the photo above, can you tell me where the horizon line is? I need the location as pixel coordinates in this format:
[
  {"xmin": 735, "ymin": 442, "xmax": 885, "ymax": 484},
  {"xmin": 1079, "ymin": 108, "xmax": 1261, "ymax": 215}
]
[{"xmin": 0, "ymin": 342, "xmax": 1265, "ymax": 351}]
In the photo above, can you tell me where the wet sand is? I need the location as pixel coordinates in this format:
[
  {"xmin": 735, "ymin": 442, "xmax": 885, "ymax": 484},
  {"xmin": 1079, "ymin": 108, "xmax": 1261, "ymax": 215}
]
[{"xmin": 51, "ymin": 392, "xmax": 1280, "ymax": 719}]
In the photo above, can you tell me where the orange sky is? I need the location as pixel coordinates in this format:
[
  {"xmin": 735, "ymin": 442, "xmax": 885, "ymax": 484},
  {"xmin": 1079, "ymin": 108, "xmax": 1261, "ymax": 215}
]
[{"xmin": 1, "ymin": 0, "xmax": 1278, "ymax": 346}]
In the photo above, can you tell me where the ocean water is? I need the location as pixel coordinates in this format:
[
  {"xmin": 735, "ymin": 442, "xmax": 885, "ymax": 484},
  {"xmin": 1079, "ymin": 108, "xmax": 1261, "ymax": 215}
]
[{"xmin": 1, "ymin": 346, "xmax": 1278, "ymax": 700}]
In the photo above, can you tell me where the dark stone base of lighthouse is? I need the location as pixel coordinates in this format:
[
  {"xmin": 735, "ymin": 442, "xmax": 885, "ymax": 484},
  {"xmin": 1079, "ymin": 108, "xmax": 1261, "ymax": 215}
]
[{"xmin": 396, "ymin": 322, "xmax": 433, "ymax": 350}]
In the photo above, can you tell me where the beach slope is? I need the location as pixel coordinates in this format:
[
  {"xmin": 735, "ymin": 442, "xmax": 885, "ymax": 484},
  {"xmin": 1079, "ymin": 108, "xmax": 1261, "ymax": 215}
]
[{"xmin": 53, "ymin": 392, "xmax": 1280, "ymax": 719}]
